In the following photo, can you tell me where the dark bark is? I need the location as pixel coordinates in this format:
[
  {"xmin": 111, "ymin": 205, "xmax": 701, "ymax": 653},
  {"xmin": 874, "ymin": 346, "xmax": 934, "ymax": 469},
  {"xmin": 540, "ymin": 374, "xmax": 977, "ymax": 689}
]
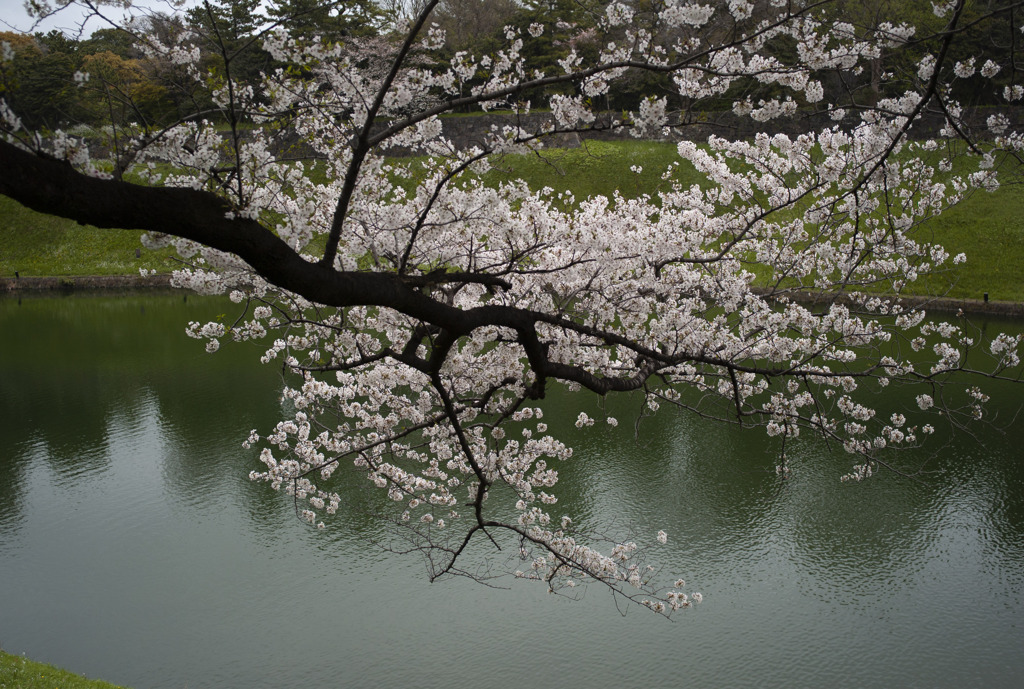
[{"xmin": 0, "ymin": 138, "xmax": 459, "ymax": 324}]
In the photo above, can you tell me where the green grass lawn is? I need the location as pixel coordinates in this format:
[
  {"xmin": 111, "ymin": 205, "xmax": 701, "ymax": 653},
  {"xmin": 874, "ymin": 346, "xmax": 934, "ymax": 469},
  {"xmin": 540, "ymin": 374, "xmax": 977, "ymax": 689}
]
[
  {"xmin": 0, "ymin": 651, "xmax": 130, "ymax": 689},
  {"xmin": 484, "ymin": 139, "xmax": 690, "ymax": 200},
  {"xmin": 2, "ymin": 140, "xmax": 1021, "ymax": 301},
  {"xmin": 0, "ymin": 195, "xmax": 176, "ymax": 277},
  {"xmin": 906, "ymin": 182, "xmax": 1024, "ymax": 301},
  {"xmin": 487, "ymin": 140, "xmax": 1024, "ymax": 302}
]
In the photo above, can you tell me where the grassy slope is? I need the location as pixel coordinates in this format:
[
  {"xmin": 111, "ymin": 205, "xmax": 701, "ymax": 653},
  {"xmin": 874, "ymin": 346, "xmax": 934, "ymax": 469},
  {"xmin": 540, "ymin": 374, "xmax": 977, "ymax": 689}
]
[
  {"xmin": 486, "ymin": 140, "xmax": 1024, "ymax": 302},
  {"xmin": 485, "ymin": 139, "xmax": 686, "ymax": 200},
  {"xmin": 2, "ymin": 140, "xmax": 1021, "ymax": 300},
  {"xmin": 908, "ymin": 183, "xmax": 1024, "ymax": 301},
  {"xmin": 0, "ymin": 196, "xmax": 176, "ymax": 277},
  {"xmin": 0, "ymin": 651, "xmax": 129, "ymax": 689}
]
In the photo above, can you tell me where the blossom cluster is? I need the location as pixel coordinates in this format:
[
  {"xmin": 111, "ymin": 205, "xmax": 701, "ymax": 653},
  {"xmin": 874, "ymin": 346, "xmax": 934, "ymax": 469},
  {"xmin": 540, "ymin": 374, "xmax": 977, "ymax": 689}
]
[{"xmin": 4, "ymin": 0, "xmax": 1022, "ymax": 615}]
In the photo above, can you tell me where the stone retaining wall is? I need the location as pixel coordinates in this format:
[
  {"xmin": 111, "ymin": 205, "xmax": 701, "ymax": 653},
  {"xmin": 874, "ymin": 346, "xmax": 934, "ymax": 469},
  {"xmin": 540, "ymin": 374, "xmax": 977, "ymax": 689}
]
[
  {"xmin": 3, "ymin": 274, "xmax": 1020, "ymax": 317},
  {"xmin": 0, "ymin": 274, "xmax": 173, "ymax": 293},
  {"xmin": 378, "ymin": 106, "xmax": 1024, "ymax": 154},
  {"xmin": 754, "ymin": 288, "xmax": 1024, "ymax": 318},
  {"xmin": 250, "ymin": 106, "xmax": 1024, "ymax": 158}
]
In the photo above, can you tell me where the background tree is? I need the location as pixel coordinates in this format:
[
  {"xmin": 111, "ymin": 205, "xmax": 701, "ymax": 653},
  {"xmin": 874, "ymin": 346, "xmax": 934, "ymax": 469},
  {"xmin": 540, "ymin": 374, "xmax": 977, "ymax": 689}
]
[
  {"xmin": 0, "ymin": 30, "xmax": 78, "ymax": 128},
  {"xmin": 81, "ymin": 26, "xmax": 139, "ymax": 59},
  {"xmin": 377, "ymin": 0, "xmax": 434, "ymax": 28},
  {"xmin": 266, "ymin": 0, "xmax": 385, "ymax": 43},
  {"xmin": 185, "ymin": 0, "xmax": 272, "ymax": 94},
  {"xmin": 432, "ymin": 0, "xmax": 521, "ymax": 52},
  {"xmin": 819, "ymin": 0, "xmax": 1012, "ymax": 107},
  {"xmin": 76, "ymin": 50, "xmax": 175, "ymax": 128},
  {"xmin": 2, "ymin": 0, "xmax": 1023, "ymax": 614}
]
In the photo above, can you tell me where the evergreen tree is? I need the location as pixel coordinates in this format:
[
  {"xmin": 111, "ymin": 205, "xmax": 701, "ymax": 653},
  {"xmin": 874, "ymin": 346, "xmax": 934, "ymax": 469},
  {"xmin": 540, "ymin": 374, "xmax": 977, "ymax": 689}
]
[
  {"xmin": 185, "ymin": 0, "xmax": 272, "ymax": 110},
  {"xmin": 0, "ymin": 31, "xmax": 78, "ymax": 129},
  {"xmin": 81, "ymin": 27, "xmax": 140, "ymax": 59},
  {"xmin": 186, "ymin": 0, "xmax": 265, "ymax": 46},
  {"xmin": 266, "ymin": 0, "xmax": 385, "ymax": 44},
  {"xmin": 431, "ymin": 0, "xmax": 519, "ymax": 53}
]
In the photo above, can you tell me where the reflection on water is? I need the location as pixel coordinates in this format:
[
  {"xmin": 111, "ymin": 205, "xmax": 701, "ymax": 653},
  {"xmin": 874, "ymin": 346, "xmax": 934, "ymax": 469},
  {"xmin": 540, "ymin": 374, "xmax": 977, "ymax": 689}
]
[{"xmin": 1, "ymin": 293, "xmax": 1022, "ymax": 689}]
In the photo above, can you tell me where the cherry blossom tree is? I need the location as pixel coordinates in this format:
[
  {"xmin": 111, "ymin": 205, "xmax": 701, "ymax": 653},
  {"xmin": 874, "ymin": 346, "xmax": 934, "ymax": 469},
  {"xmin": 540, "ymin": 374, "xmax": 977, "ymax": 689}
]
[{"xmin": 2, "ymin": 0, "xmax": 1023, "ymax": 614}]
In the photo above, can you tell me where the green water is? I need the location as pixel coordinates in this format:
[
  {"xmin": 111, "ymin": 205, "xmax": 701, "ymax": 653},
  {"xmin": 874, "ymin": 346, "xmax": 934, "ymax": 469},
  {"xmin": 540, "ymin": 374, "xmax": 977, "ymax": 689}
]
[{"xmin": 1, "ymin": 292, "xmax": 1022, "ymax": 689}]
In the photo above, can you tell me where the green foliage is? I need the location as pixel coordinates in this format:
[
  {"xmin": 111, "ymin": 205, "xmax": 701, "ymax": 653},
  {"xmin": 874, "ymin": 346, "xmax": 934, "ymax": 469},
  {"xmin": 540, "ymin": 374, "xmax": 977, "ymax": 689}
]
[
  {"xmin": 510, "ymin": 0, "xmax": 604, "ymax": 100},
  {"xmin": 0, "ymin": 651, "xmax": 130, "ymax": 689},
  {"xmin": 186, "ymin": 0, "xmax": 264, "ymax": 45},
  {"xmin": 266, "ymin": 0, "xmax": 385, "ymax": 43},
  {"xmin": 432, "ymin": 0, "xmax": 520, "ymax": 53},
  {"xmin": 0, "ymin": 31, "xmax": 79, "ymax": 129},
  {"xmin": 80, "ymin": 28, "xmax": 140, "ymax": 60},
  {"xmin": 0, "ymin": 25, "xmax": 190, "ymax": 130},
  {"xmin": 815, "ymin": 0, "xmax": 1015, "ymax": 106},
  {"xmin": 77, "ymin": 51, "xmax": 169, "ymax": 127},
  {"xmin": 186, "ymin": 0, "xmax": 273, "ymax": 92}
]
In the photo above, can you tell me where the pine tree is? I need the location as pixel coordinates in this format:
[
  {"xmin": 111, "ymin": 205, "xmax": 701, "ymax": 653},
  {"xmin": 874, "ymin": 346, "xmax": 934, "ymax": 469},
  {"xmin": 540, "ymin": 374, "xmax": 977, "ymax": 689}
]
[
  {"xmin": 185, "ymin": 0, "xmax": 271, "ymax": 101},
  {"xmin": 186, "ymin": 0, "xmax": 264, "ymax": 46},
  {"xmin": 265, "ymin": 0, "xmax": 384, "ymax": 44}
]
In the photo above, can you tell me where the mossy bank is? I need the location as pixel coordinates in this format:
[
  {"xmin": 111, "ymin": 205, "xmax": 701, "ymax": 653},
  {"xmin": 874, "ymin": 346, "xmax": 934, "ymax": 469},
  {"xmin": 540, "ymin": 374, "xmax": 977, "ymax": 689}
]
[{"xmin": 0, "ymin": 651, "xmax": 130, "ymax": 689}]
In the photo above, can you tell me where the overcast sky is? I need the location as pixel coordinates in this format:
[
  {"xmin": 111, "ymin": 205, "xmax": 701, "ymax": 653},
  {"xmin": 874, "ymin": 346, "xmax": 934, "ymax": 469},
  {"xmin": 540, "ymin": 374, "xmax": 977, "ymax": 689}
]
[{"xmin": 0, "ymin": 0, "xmax": 198, "ymax": 36}]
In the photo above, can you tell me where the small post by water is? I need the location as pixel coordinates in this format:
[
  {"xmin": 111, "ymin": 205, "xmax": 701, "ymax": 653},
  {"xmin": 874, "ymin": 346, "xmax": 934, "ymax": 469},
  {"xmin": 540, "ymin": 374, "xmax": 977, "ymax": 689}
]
[{"xmin": 984, "ymin": 292, "xmax": 990, "ymax": 303}]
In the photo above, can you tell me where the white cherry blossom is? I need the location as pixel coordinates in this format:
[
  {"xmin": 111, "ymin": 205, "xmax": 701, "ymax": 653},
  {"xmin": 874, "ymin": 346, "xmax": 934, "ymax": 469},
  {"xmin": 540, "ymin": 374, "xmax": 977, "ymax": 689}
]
[{"xmin": 0, "ymin": 0, "xmax": 1020, "ymax": 617}]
